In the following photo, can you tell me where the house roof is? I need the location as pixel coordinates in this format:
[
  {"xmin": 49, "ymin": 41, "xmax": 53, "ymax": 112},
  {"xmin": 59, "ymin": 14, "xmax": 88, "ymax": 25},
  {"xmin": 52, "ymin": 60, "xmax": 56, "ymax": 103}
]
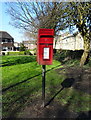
[{"xmin": 0, "ymin": 31, "xmax": 14, "ymax": 39}]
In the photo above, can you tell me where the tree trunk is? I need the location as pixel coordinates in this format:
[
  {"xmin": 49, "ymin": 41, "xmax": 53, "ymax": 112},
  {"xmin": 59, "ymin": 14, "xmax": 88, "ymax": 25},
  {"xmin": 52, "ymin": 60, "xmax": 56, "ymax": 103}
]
[{"xmin": 80, "ymin": 36, "xmax": 90, "ymax": 66}]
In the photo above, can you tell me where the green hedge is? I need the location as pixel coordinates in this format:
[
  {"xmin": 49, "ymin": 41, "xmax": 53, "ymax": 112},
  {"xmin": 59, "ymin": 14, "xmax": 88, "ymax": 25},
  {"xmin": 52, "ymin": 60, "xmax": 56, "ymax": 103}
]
[
  {"xmin": 24, "ymin": 50, "xmax": 31, "ymax": 55},
  {"xmin": 54, "ymin": 50, "xmax": 84, "ymax": 62},
  {"xmin": 7, "ymin": 51, "xmax": 25, "ymax": 55}
]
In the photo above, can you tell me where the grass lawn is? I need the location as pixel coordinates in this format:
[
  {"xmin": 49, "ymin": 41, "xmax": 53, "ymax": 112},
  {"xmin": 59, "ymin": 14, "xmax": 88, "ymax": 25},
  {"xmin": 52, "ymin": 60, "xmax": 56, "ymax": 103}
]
[{"xmin": 1, "ymin": 55, "xmax": 91, "ymax": 118}]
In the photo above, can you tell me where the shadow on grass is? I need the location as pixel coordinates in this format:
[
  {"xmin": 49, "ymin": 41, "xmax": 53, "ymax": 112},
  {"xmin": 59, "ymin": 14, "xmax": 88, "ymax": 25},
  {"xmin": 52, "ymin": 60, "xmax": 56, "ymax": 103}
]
[
  {"xmin": 76, "ymin": 111, "xmax": 91, "ymax": 119},
  {"xmin": 43, "ymin": 74, "xmax": 90, "ymax": 119},
  {"xmin": 3, "ymin": 89, "xmax": 35, "ymax": 118},
  {"xmin": 2, "ymin": 64, "xmax": 61, "ymax": 93},
  {"xmin": 65, "ymin": 67, "xmax": 91, "ymax": 94},
  {"xmin": 1, "ymin": 56, "xmax": 36, "ymax": 67},
  {"xmin": 2, "ymin": 67, "xmax": 91, "ymax": 119},
  {"xmin": 2, "ymin": 73, "xmax": 42, "ymax": 93},
  {"xmin": 44, "ymin": 96, "xmax": 91, "ymax": 118},
  {"xmin": 45, "ymin": 78, "xmax": 75, "ymax": 107},
  {"xmin": 2, "ymin": 80, "xmax": 41, "ymax": 118}
]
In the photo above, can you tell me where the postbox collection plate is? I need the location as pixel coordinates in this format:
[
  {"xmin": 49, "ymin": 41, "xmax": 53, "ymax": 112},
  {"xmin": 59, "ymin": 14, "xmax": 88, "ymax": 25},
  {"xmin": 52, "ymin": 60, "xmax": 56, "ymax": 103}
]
[{"xmin": 43, "ymin": 48, "xmax": 50, "ymax": 59}]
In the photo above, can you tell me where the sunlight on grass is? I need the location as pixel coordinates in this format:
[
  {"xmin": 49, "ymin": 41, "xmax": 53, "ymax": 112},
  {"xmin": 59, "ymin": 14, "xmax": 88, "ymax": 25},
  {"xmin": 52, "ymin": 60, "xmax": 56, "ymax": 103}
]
[
  {"xmin": 2, "ymin": 55, "xmax": 61, "ymax": 117},
  {"xmin": 1, "ymin": 55, "xmax": 91, "ymax": 118}
]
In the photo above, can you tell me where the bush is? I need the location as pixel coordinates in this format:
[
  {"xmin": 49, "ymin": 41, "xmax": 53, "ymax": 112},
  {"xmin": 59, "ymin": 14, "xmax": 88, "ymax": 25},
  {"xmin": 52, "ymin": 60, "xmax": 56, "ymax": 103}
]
[
  {"xmin": 54, "ymin": 50, "xmax": 68, "ymax": 61},
  {"xmin": 54, "ymin": 50, "xmax": 83, "ymax": 62},
  {"xmin": 24, "ymin": 50, "xmax": 32, "ymax": 55},
  {"xmin": 2, "ymin": 52, "xmax": 5, "ymax": 55},
  {"xmin": 7, "ymin": 51, "xmax": 25, "ymax": 55},
  {"xmin": 33, "ymin": 48, "xmax": 37, "ymax": 55},
  {"xmin": 66, "ymin": 50, "xmax": 83, "ymax": 59},
  {"xmin": 20, "ymin": 43, "xmax": 26, "ymax": 51}
]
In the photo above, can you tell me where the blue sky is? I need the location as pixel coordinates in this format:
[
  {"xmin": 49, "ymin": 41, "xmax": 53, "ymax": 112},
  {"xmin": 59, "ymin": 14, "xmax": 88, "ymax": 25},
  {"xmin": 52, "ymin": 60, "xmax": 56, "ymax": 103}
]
[
  {"xmin": 0, "ymin": 1, "xmax": 78, "ymax": 43},
  {"xmin": 0, "ymin": 2, "xmax": 23, "ymax": 43}
]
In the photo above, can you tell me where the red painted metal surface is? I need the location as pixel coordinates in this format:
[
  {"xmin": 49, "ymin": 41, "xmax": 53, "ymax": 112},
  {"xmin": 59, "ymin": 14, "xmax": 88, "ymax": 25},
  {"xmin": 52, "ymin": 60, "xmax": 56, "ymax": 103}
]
[{"xmin": 37, "ymin": 28, "xmax": 54, "ymax": 65}]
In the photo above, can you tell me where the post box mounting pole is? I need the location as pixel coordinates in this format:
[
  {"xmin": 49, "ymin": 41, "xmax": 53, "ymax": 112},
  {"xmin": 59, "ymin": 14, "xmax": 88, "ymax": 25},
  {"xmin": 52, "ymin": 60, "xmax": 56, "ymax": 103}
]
[{"xmin": 42, "ymin": 65, "xmax": 46, "ymax": 107}]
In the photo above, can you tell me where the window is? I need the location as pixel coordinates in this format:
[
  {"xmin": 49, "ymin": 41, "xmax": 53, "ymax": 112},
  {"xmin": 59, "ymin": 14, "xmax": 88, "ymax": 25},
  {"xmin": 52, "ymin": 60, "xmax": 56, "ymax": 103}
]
[
  {"xmin": 8, "ymin": 39, "xmax": 12, "ymax": 43},
  {"xmin": 5, "ymin": 39, "xmax": 8, "ymax": 43},
  {"xmin": 2, "ymin": 47, "xmax": 8, "ymax": 51},
  {"xmin": 2, "ymin": 39, "xmax": 5, "ymax": 42},
  {"xmin": 2, "ymin": 39, "xmax": 13, "ymax": 43}
]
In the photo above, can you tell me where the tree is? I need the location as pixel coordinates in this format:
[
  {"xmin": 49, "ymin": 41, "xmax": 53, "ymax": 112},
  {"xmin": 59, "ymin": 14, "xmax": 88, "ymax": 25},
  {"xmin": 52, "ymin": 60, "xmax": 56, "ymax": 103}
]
[
  {"xmin": 6, "ymin": 2, "xmax": 67, "ymax": 35},
  {"xmin": 23, "ymin": 31, "xmax": 37, "ymax": 41},
  {"xmin": 20, "ymin": 43, "xmax": 26, "ymax": 51},
  {"xmin": 64, "ymin": 2, "xmax": 91, "ymax": 66}
]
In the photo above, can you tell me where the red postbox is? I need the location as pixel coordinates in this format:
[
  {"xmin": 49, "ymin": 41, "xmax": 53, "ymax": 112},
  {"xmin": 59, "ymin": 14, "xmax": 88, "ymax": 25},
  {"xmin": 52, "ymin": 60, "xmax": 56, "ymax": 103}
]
[{"xmin": 37, "ymin": 28, "xmax": 54, "ymax": 65}]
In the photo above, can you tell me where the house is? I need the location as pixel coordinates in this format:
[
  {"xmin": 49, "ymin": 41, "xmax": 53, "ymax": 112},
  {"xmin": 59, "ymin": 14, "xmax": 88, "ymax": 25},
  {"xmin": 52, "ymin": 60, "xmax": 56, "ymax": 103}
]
[
  {"xmin": 14, "ymin": 42, "xmax": 20, "ymax": 51},
  {"xmin": 22, "ymin": 40, "xmax": 36, "ymax": 50},
  {"xmin": 0, "ymin": 31, "xmax": 14, "ymax": 55},
  {"xmin": 54, "ymin": 32, "xmax": 84, "ymax": 51}
]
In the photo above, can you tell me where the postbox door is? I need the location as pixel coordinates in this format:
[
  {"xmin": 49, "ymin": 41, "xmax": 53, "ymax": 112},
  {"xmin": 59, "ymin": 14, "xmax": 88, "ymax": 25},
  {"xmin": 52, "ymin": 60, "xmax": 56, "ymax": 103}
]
[{"xmin": 39, "ymin": 42, "xmax": 53, "ymax": 65}]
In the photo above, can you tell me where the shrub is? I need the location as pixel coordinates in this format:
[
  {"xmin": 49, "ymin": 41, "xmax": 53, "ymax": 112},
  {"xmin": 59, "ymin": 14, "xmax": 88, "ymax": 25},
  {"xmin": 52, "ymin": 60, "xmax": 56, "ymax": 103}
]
[
  {"xmin": 66, "ymin": 50, "xmax": 83, "ymax": 59},
  {"xmin": 8, "ymin": 51, "xmax": 25, "ymax": 55},
  {"xmin": 33, "ymin": 48, "xmax": 37, "ymax": 55},
  {"xmin": 54, "ymin": 50, "xmax": 83, "ymax": 62},
  {"xmin": 19, "ymin": 51, "xmax": 25, "ymax": 55},
  {"xmin": 24, "ymin": 50, "xmax": 31, "ymax": 55},
  {"xmin": 2, "ymin": 52, "xmax": 5, "ymax": 55},
  {"xmin": 20, "ymin": 43, "xmax": 26, "ymax": 51},
  {"xmin": 54, "ymin": 50, "xmax": 68, "ymax": 61}
]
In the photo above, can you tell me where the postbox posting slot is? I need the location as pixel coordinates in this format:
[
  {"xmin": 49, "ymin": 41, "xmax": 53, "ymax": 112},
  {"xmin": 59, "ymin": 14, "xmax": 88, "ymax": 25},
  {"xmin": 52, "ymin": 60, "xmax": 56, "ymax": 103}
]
[
  {"xmin": 40, "ymin": 35, "xmax": 53, "ymax": 38},
  {"xmin": 39, "ymin": 43, "xmax": 53, "ymax": 45}
]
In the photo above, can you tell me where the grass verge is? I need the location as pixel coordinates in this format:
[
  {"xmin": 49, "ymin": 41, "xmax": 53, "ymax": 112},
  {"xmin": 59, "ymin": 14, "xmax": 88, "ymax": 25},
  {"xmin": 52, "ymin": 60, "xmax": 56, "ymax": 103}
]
[{"xmin": 1, "ymin": 55, "xmax": 91, "ymax": 118}]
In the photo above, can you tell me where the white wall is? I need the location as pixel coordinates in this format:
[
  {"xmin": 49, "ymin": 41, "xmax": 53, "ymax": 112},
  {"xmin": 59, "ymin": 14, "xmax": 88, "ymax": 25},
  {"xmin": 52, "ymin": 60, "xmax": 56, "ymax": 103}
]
[{"xmin": 54, "ymin": 33, "xmax": 84, "ymax": 50}]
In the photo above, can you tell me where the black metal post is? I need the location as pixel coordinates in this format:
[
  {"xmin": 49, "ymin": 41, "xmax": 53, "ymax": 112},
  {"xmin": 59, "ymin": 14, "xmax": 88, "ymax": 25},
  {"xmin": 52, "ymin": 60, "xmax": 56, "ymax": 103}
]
[{"xmin": 42, "ymin": 65, "xmax": 46, "ymax": 107}]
